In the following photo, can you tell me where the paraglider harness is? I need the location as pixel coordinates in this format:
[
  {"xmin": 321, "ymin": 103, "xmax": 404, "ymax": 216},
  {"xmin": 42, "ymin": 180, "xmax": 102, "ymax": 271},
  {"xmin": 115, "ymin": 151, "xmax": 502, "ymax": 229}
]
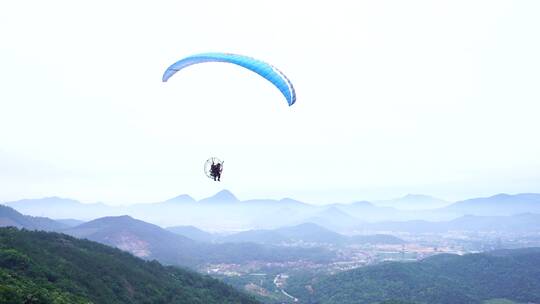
[
  {"xmin": 210, "ymin": 161, "xmax": 223, "ymax": 181},
  {"xmin": 205, "ymin": 157, "xmax": 224, "ymax": 182}
]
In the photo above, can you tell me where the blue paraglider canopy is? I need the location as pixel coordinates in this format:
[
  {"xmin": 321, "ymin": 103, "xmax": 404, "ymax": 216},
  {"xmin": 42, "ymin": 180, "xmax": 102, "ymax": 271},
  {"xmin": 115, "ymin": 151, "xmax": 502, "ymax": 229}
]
[{"xmin": 162, "ymin": 53, "xmax": 296, "ymax": 106}]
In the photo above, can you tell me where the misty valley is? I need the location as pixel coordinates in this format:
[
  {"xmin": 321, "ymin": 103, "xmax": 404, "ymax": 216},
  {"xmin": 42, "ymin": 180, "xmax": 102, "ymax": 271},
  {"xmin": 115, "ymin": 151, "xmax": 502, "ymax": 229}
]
[{"xmin": 2, "ymin": 191, "xmax": 540, "ymax": 304}]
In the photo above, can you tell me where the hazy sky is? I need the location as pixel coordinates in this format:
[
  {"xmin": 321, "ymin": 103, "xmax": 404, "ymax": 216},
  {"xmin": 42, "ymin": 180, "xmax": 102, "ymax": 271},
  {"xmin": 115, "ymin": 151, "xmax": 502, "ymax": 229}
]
[{"xmin": 1, "ymin": 0, "xmax": 539, "ymax": 204}]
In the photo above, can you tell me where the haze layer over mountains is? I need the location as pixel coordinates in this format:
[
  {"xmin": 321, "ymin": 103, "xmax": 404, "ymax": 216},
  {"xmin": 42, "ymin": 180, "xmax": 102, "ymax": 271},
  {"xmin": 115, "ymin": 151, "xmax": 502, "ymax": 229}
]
[
  {"xmin": 3, "ymin": 191, "xmax": 540, "ymax": 304},
  {"xmin": 3, "ymin": 190, "xmax": 540, "ymax": 232}
]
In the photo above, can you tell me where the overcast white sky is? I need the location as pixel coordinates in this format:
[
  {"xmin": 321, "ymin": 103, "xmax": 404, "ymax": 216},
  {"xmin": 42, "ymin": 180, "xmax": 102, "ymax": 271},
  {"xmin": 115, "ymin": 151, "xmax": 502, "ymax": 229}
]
[{"xmin": 1, "ymin": 0, "xmax": 539, "ymax": 204}]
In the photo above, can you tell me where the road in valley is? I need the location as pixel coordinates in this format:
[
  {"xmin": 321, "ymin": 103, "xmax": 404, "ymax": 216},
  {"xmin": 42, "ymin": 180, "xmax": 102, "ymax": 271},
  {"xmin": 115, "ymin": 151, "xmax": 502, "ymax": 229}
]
[{"xmin": 273, "ymin": 274, "xmax": 298, "ymax": 302}]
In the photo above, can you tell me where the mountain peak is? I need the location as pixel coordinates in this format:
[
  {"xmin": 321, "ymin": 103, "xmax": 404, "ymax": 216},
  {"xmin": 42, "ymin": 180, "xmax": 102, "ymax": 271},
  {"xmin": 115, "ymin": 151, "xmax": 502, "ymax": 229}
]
[
  {"xmin": 94, "ymin": 215, "xmax": 135, "ymax": 223},
  {"xmin": 277, "ymin": 198, "xmax": 308, "ymax": 207},
  {"xmin": 199, "ymin": 190, "xmax": 238, "ymax": 203},
  {"xmin": 164, "ymin": 194, "xmax": 196, "ymax": 204},
  {"xmin": 373, "ymin": 194, "xmax": 448, "ymax": 210},
  {"xmin": 74, "ymin": 215, "xmax": 142, "ymax": 229},
  {"xmin": 213, "ymin": 189, "xmax": 237, "ymax": 200},
  {"xmin": 350, "ymin": 201, "xmax": 374, "ymax": 207},
  {"xmin": 321, "ymin": 206, "xmax": 352, "ymax": 216}
]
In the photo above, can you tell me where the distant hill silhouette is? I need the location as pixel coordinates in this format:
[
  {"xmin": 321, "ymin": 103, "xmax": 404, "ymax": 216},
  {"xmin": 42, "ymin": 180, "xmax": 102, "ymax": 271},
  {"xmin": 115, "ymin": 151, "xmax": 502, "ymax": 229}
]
[
  {"xmin": 64, "ymin": 215, "xmax": 336, "ymax": 267},
  {"xmin": 222, "ymin": 222, "xmax": 405, "ymax": 245},
  {"xmin": 161, "ymin": 194, "xmax": 197, "ymax": 204},
  {"xmin": 166, "ymin": 225, "xmax": 216, "ymax": 242},
  {"xmin": 444, "ymin": 193, "xmax": 540, "ymax": 215},
  {"xmin": 276, "ymin": 223, "xmax": 344, "ymax": 243},
  {"xmin": 0, "ymin": 205, "xmax": 66, "ymax": 231},
  {"xmin": 199, "ymin": 189, "xmax": 239, "ymax": 204},
  {"xmin": 4, "ymin": 197, "xmax": 112, "ymax": 220},
  {"xmin": 302, "ymin": 206, "xmax": 360, "ymax": 231},
  {"xmin": 222, "ymin": 223, "xmax": 345, "ymax": 244},
  {"xmin": 64, "ymin": 215, "xmax": 200, "ymax": 265},
  {"xmin": 5, "ymin": 192, "xmax": 540, "ymax": 230},
  {"xmin": 359, "ymin": 213, "xmax": 540, "ymax": 233},
  {"xmin": 348, "ymin": 234, "xmax": 406, "ymax": 245},
  {"xmin": 223, "ymin": 228, "xmax": 288, "ymax": 244},
  {"xmin": 55, "ymin": 218, "xmax": 85, "ymax": 227},
  {"xmin": 375, "ymin": 194, "xmax": 450, "ymax": 210},
  {"xmin": 333, "ymin": 201, "xmax": 403, "ymax": 222}
]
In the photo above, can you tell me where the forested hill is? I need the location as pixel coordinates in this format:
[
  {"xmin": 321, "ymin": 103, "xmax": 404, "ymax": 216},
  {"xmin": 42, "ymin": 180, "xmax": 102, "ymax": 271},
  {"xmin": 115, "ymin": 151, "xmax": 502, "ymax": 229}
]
[
  {"xmin": 287, "ymin": 248, "xmax": 540, "ymax": 304},
  {"xmin": 0, "ymin": 227, "xmax": 259, "ymax": 304}
]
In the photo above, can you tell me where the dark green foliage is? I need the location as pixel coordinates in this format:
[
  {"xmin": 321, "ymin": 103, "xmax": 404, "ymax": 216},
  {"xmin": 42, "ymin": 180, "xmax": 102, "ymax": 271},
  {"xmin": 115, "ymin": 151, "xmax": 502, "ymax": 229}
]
[
  {"xmin": 287, "ymin": 248, "xmax": 540, "ymax": 304},
  {"xmin": 0, "ymin": 227, "xmax": 260, "ymax": 304}
]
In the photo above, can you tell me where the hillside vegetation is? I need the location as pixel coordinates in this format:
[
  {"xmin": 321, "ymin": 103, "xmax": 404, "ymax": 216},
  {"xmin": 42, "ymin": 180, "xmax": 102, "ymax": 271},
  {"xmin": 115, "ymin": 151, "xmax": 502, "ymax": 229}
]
[
  {"xmin": 287, "ymin": 248, "xmax": 540, "ymax": 304},
  {"xmin": 0, "ymin": 227, "xmax": 259, "ymax": 304}
]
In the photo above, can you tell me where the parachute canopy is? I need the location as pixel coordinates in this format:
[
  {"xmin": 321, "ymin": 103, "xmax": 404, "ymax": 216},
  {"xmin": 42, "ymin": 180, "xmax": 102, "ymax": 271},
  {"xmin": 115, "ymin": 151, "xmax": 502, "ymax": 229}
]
[{"xmin": 162, "ymin": 53, "xmax": 296, "ymax": 106}]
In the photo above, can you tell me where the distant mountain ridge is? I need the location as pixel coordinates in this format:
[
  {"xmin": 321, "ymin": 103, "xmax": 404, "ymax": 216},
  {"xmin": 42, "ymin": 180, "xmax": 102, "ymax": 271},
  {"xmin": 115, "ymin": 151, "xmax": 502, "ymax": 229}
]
[
  {"xmin": 374, "ymin": 194, "xmax": 450, "ymax": 210},
  {"xmin": 63, "ymin": 215, "xmax": 336, "ymax": 267},
  {"xmin": 4, "ymin": 197, "xmax": 110, "ymax": 220},
  {"xmin": 56, "ymin": 218, "xmax": 85, "ymax": 227},
  {"xmin": 0, "ymin": 205, "xmax": 67, "ymax": 231},
  {"xmin": 444, "ymin": 193, "xmax": 540, "ymax": 215},
  {"xmin": 2, "ymin": 190, "xmax": 318, "ymax": 229},
  {"xmin": 303, "ymin": 206, "xmax": 360, "ymax": 230},
  {"xmin": 4, "ymin": 191, "xmax": 540, "ymax": 230},
  {"xmin": 221, "ymin": 223, "xmax": 344, "ymax": 245},
  {"xmin": 166, "ymin": 225, "xmax": 216, "ymax": 242},
  {"xmin": 162, "ymin": 194, "xmax": 196, "ymax": 204},
  {"xmin": 199, "ymin": 189, "xmax": 239, "ymax": 203},
  {"xmin": 64, "ymin": 215, "xmax": 199, "ymax": 265},
  {"xmin": 215, "ymin": 222, "xmax": 405, "ymax": 245},
  {"xmin": 359, "ymin": 213, "xmax": 540, "ymax": 233}
]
